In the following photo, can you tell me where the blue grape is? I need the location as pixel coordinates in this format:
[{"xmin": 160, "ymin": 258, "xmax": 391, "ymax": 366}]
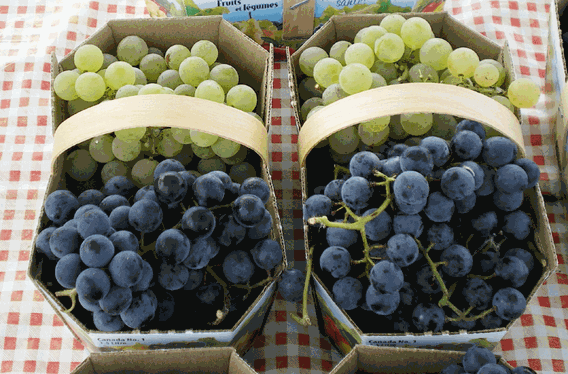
[
  {"xmin": 349, "ymin": 151, "xmax": 381, "ymax": 179},
  {"xmin": 495, "ymin": 164, "xmax": 528, "ymax": 193},
  {"xmin": 247, "ymin": 210, "xmax": 272, "ymax": 240},
  {"xmin": 480, "ymin": 312, "xmax": 503, "ymax": 329},
  {"xmin": 78, "ymin": 189, "xmax": 105, "ymax": 206},
  {"xmin": 386, "ymin": 234, "xmax": 418, "ymax": 268},
  {"xmin": 109, "ymin": 206, "xmax": 131, "ymax": 230},
  {"xmin": 332, "ymin": 276, "xmax": 362, "ymax": 310},
  {"xmin": 449, "ymin": 311, "xmax": 476, "ymax": 331},
  {"xmin": 426, "ymin": 223, "xmax": 454, "ymax": 250},
  {"xmin": 320, "ymin": 246, "xmax": 351, "ymax": 278},
  {"xmin": 178, "ymin": 171, "xmax": 198, "ymax": 192},
  {"xmin": 365, "ymin": 286, "xmax": 399, "ymax": 316},
  {"xmin": 223, "ymin": 250, "xmax": 255, "ymax": 284},
  {"xmin": 504, "ymin": 248, "xmax": 534, "ymax": 272},
  {"xmin": 441, "ymin": 167, "xmax": 475, "ymax": 201},
  {"xmin": 45, "ymin": 190, "xmax": 79, "ymax": 225},
  {"xmin": 455, "ymin": 192, "xmax": 476, "ymax": 214},
  {"xmin": 278, "ymin": 268, "xmax": 306, "ymax": 302},
  {"xmin": 440, "ymin": 244, "xmax": 473, "ymax": 278},
  {"xmin": 250, "ymin": 239, "xmax": 282, "ymax": 270},
  {"xmin": 462, "ymin": 345, "xmax": 497, "ymax": 373},
  {"xmin": 155, "ymin": 229, "xmax": 191, "ymax": 264},
  {"xmin": 108, "ymin": 251, "xmax": 144, "ymax": 288},
  {"xmin": 196, "ymin": 282, "xmax": 222, "ymax": 305},
  {"xmin": 326, "ymin": 221, "xmax": 359, "ymax": 248},
  {"xmin": 120, "ymin": 290, "xmax": 157, "ymax": 329},
  {"xmin": 478, "ymin": 364, "xmax": 508, "ymax": 374},
  {"xmin": 398, "ymin": 282, "xmax": 415, "ymax": 307},
  {"xmin": 476, "ymin": 164, "xmax": 495, "ymax": 196},
  {"xmin": 420, "ymin": 136, "xmax": 450, "ymax": 167},
  {"xmin": 370, "ymin": 260, "xmax": 404, "ymax": 293},
  {"xmin": 99, "ymin": 194, "xmax": 130, "ymax": 215},
  {"xmin": 154, "ymin": 171, "xmax": 188, "ymax": 209},
  {"xmin": 76, "ymin": 268, "xmax": 111, "ymax": 302},
  {"xmin": 36, "ymin": 227, "xmax": 58, "ymax": 260},
  {"xmin": 158, "ymin": 263, "xmax": 190, "ymax": 290},
  {"xmin": 440, "ymin": 364, "xmax": 466, "ymax": 374},
  {"xmin": 493, "ymin": 190, "xmax": 523, "ymax": 212},
  {"xmin": 131, "ymin": 260, "xmax": 153, "ymax": 292},
  {"xmin": 77, "ymin": 209, "xmax": 111, "ymax": 239},
  {"xmin": 473, "ymin": 249, "xmax": 500, "ymax": 275},
  {"xmin": 109, "ymin": 230, "xmax": 138, "ymax": 253},
  {"xmin": 303, "ymin": 194, "xmax": 332, "ymax": 220},
  {"xmin": 412, "ymin": 303, "xmax": 445, "ymax": 332},
  {"xmin": 154, "ymin": 291, "xmax": 176, "ymax": 323},
  {"xmin": 183, "ymin": 269, "xmax": 203, "ymax": 291},
  {"xmin": 64, "ymin": 219, "xmax": 78, "ymax": 228},
  {"xmin": 362, "ymin": 209, "xmax": 392, "ymax": 241},
  {"xmin": 451, "ymin": 130, "xmax": 482, "ymax": 160},
  {"xmin": 102, "ymin": 176, "xmax": 135, "ymax": 197},
  {"xmin": 79, "ymin": 293, "xmax": 102, "ymax": 312},
  {"xmin": 55, "ymin": 253, "xmax": 84, "ymax": 289},
  {"xmin": 415, "ymin": 264, "xmax": 444, "ymax": 294},
  {"xmin": 93, "ymin": 310, "xmax": 124, "ymax": 332},
  {"xmin": 471, "ymin": 211, "xmax": 498, "ymax": 237},
  {"xmin": 341, "ymin": 176, "xmax": 373, "ymax": 211},
  {"xmin": 482, "ymin": 137, "xmax": 517, "ymax": 167},
  {"xmin": 128, "ymin": 199, "xmax": 163, "ymax": 233},
  {"xmin": 183, "ymin": 236, "xmax": 218, "ymax": 269},
  {"xmin": 393, "ymin": 170, "xmax": 429, "ymax": 213},
  {"xmin": 324, "ymin": 179, "xmax": 345, "ymax": 201},
  {"xmin": 392, "ymin": 214, "xmax": 423, "ymax": 237},
  {"xmin": 208, "ymin": 170, "xmax": 232, "ymax": 189},
  {"xmin": 181, "ymin": 206, "xmax": 216, "ymax": 240},
  {"xmin": 424, "ymin": 191, "xmax": 454, "ymax": 222},
  {"xmin": 382, "ymin": 156, "xmax": 402, "ymax": 176},
  {"xmin": 399, "ymin": 146, "xmax": 434, "ymax": 176},
  {"xmin": 134, "ymin": 185, "xmax": 159, "ymax": 203},
  {"xmin": 495, "ymin": 256, "xmax": 529, "ymax": 287},
  {"xmin": 74, "ymin": 204, "xmax": 101, "ymax": 220},
  {"xmin": 514, "ymin": 158, "xmax": 540, "ymax": 188},
  {"xmin": 461, "ymin": 161, "xmax": 484, "ymax": 190},
  {"xmin": 233, "ymin": 194, "xmax": 266, "ymax": 227},
  {"xmin": 193, "ymin": 174, "xmax": 225, "ymax": 207},
  {"xmin": 494, "ymin": 287, "xmax": 528, "ymax": 320},
  {"xmin": 153, "ymin": 159, "xmax": 185, "ymax": 182},
  {"xmin": 387, "ymin": 144, "xmax": 408, "ymax": 158},
  {"xmin": 80, "ymin": 234, "xmax": 115, "ymax": 268},
  {"xmin": 239, "ymin": 177, "xmax": 270, "ymax": 204},
  {"xmin": 99, "ymin": 285, "xmax": 133, "ymax": 315},
  {"xmin": 216, "ymin": 214, "xmax": 247, "ymax": 246},
  {"xmin": 462, "ymin": 278, "xmax": 493, "ymax": 309},
  {"xmin": 456, "ymin": 119, "xmax": 486, "ymax": 140},
  {"xmin": 49, "ymin": 226, "xmax": 81, "ymax": 258},
  {"xmin": 502, "ymin": 211, "xmax": 531, "ymax": 240}
]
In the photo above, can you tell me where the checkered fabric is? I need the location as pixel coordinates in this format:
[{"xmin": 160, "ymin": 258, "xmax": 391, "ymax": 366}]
[{"xmin": 0, "ymin": 0, "xmax": 567, "ymax": 373}]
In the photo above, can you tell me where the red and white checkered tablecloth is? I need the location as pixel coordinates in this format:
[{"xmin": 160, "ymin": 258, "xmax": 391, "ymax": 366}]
[{"xmin": 0, "ymin": 0, "xmax": 567, "ymax": 373}]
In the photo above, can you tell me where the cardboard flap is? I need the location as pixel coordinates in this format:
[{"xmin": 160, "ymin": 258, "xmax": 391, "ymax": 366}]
[{"xmin": 298, "ymin": 83, "xmax": 524, "ymax": 167}]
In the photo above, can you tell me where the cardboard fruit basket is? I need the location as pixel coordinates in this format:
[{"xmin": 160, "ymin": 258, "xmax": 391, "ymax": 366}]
[
  {"xmin": 29, "ymin": 16, "xmax": 285, "ymax": 354},
  {"xmin": 293, "ymin": 13, "xmax": 558, "ymax": 354},
  {"xmin": 71, "ymin": 347, "xmax": 256, "ymax": 374},
  {"xmin": 329, "ymin": 345, "xmax": 519, "ymax": 374}
]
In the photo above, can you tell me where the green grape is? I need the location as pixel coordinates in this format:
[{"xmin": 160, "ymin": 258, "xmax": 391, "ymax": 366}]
[
  {"xmin": 195, "ymin": 80, "xmax": 225, "ymax": 103},
  {"xmin": 112, "ymin": 137, "xmax": 141, "ymax": 162},
  {"xmin": 115, "ymin": 127, "xmax": 146, "ymax": 142},
  {"xmin": 210, "ymin": 62, "xmax": 221, "ymax": 70},
  {"xmin": 426, "ymin": 113, "xmax": 457, "ymax": 138},
  {"xmin": 380, "ymin": 14, "xmax": 406, "ymax": 36},
  {"xmin": 329, "ymin": 126, "xmax": 359, "ymax": 154},
  {"xmin": 198, "ymin": 158, "xmax": 226, "ymax": 174},
  {"xmin": 419, "ymin": 38, "xmax": 452, "ymax": 71},
  {"xmin": 409, "ymin": 63, "xmax": 439, "ymax": 83},
  {"xmin": 439, "ymin": 69, "xmax": 452, "ymax": 81},
  {"xmin": 191, "ymin": 143, "xmax": 216, "ymax": 159},
  {"xmin": 105, "ymin": 61, "xmax": 136, "ymax": 90},
  {"xmin": 222, "ymin": 146, "xmax": 248, "ymax": 165},
  {"xmin": 507, "ymin": 78, "xmax": 540, "ymax": 108},
  {"xmin": 116, "ymin": 35, "xmax": 148, "ymax": 66},
  {"xmin": 190, "ymin": 130, "xmax": 218, "ymax": 147},
  {"xmin": 89, "ymin": 134, "xmax": 115, "ymax": 163},
  {"xmin": 66, "ymin": 149, "xmax": 97, "ymax": 181},
  {"xmin": 473, "ymin": 63, "xmax": 499, "ymax": 87},
  {"xmin": 358, "ymin": 26, "xmax": 387, "ymax": 51},
  {"xmin": 298, "ymin": 77, "xmax": 322, "ymax": 100},
  {"xmin": 226, "ymin": 84, "xmax": 257, "ymax": 112},
  {"xmin": 96, "ymin": 69, "xmax": 108, "ymax": 84},
  {"xmin": 131, "ymin": 158, "xmax": 159, "ymax": 186},
  {"xmin": 306, "ymin": 105, "xmax": 325, "ymax": 120},
  {"xmin": 157, "ymin": 129, "xmax": 183, "ymax": 157},
  {"xmin": 165, "ymin": 44, "xmax": 191, "ymax": 70},
  {"xmin": 344, "ymin": 43, "xmax": 375, "ymax": 69},
  {"xmin": 115, "ymin": 84, "xmax": 140, "ymax": 99},
  {"xmin": 74, "ymin": 44, "xmax": 104, "ymax": 73},
  {"xmin": 339, "ymin": 63, "xmax": 372, "ymax": 95},
  {"xmin": 374, "ymin": 33, "xmax": 405, "ymax": 63},
  {"xmin": 400, "ymin": 17, "xmax": 433, "ymax": 50},
  {"xmin": 72, "ymin": 68, "xmax": 81, "ymax": 74},
  {"xmin": 229, "ymin": 162, "xmax": 256, "ymax": 183},
  {"xmin": 173, "ymin": 145, "xmax": 194, "ymax": 166},
  {"xmin": 77, "ymin": 138, "xmax": 91, "ymax": 149},
  {"xmin": 54, "ymin": 70, "xmax": 80, "ymax": 101},
  {"xmin": 313, "ymin": 58, "xmax": 343, "ymax": 89},
  {"xmin": 370, "ymin": 60, "xmax": 398, "ymax": 82},
  {"xmin": 138, "ymin": 83, "xmax": 164, "ymax": 95},
  {"xmin": 402, "ymin": 46, "xmax": 421, "ymax": 65},
  {"xmin": 447, "ymin": 47, "xmax": 479, "ymax": 78},
  {"xmin": 389, "ymin": 115, "xmax": 408, "ymax": 140},
  {"xmin": 358, "ymin": 123, "xmax": 389, "ymax": 146},
  {"xmin": 322, "ymin": 84, "xmax": 348, "ymax": 106},
  {"xmin": 211, "ymin": 138, "xmax": 241, "ymax": 158},
  {"xmin": 171, "ymin": 128, "xmax": 194, "ymax": 144},
  {"xmin": 360, "ymin": 116, "xmax": 390, "ymax": 132},
  {"xmin": 492, "ymin": 95, "xmax": 515, "ymax": 112},
  {"xmin": 209, "ymin": 64, "xmax": 239, "ymax": 94},
  {"xmin": 191, "ymin": 40, "xmax": 218, "ymax": 66},
  {"xmin": 329, "ymin": 40, "xmax": 352, "ymax": 66},
  {"xmin": 102, "ymin": 53, "xmax": 118, "ymax": 69},
  {"xmin": 67, "ymin": 97, "xmax": 98, "ymax": 116},
  {"xmin": 400, "ymin": 113, "xmax": 433, "ymax": 136},
  {"xmin": 174, "ymin": 84, "xmax": 196, "ymax": 96},
  {"xmin": 139, "ymin": 54, "xmax": 167, "ymax": 83},
  {"xmin": 479, "ymin": 59, "xmax": 506, "ymax": 87},
  {"xmin": 148, "ymin": 47, "xmax": 163, "ymax": 57},
  {"xmin": 354, "ymin": 28, "xmax": 364, "ymax": 44},
  {"xmin": 101, "ymin": 160, "xmax": 129, "ymax": 184},
  {"xmin": 442, "ymin": 75, "xmax": 461, "ymax": 85},
  {"xmin": 299, "ymin": 47, "xmax": 329, "ymax": 77},
  {"xmin": 162, "ymin": 87, "xmax": 175, "ymax": 94},
  {"xmin": 370, "ymin": 73, "xmax": 387, "ymax": 89},
  {"xmin": 136, "ymin": 84, "xmax": 145, "ymax": 89},
  {"xmin": 133, "ymin": 67, "xmax": 147, "ymax": 85},
  {"xmin": 247, "ymin": 111, "xmax": 264, "ymax": 125},
  {"xmin": 179, "ymin": 56, "xmax": 210, "ymax": 87}
]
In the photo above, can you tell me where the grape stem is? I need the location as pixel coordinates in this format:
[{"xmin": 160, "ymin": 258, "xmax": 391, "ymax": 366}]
[
  {"xmin": 290, "ymin": 246, "xmax": 314, "ymax": 327},
  {"xmin": 206, "ymin": 266, "xmax": 231, "ymax": 326},
  {"xmin": 54, "ymin": 288, "xmax": 78, "ymax": 314}
]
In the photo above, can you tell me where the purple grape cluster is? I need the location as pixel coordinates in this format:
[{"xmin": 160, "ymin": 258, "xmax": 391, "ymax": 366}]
[
  {"xmin": 303, "ymin": 119, "xmax": 541, "ymax": 335},
  {"xmin": 36, "ymin": 158, "xmax": 284, "ymax": 332},
  {"xmin": 438, "ymin": 345, "xmax": 537, "ymax": 373}
]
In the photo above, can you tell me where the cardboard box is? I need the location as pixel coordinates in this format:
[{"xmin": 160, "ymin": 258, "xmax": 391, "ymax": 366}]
[
  {"xmin": 329, "ymin": 345, "xmax": 517, "ymax": 374},
  {"xmin": 291, "ymin": 13, "xmax": 558, "ymax": 353},
  {"xmin": 71, "ymin": 347, "xmax": 256, "ymax": 374},
  {"xmin": 29, "ymin": 16, "xmax": 285, "ymax": 354}
]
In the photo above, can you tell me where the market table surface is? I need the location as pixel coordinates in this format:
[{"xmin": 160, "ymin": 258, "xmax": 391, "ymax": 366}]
[{"xmin": 0, "ymin": 0, "xmax": 567, "ymax": 373}]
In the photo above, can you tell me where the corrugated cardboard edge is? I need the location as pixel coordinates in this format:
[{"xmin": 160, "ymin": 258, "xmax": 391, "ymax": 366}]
[
  {"xmin": 329, "ymin": 345, "xmax": 515, "ymax": 374},
  {"xmin": 283, "ymin": 0, "xmax": 316, "ymax": 39}
]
